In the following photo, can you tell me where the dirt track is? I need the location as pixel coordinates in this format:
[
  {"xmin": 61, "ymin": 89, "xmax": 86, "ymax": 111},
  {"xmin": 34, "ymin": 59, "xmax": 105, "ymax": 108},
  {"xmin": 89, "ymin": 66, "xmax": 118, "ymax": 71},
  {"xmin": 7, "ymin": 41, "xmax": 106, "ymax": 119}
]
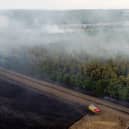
[{"xmin": 0, "ymin": 67, "xmax": 128, "ymax": 120}]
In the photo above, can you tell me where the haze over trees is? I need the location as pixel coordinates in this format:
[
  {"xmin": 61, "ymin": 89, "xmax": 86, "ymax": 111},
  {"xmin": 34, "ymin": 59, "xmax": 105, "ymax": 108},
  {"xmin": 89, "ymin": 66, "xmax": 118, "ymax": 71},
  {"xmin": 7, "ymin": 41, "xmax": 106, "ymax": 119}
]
[
  {"xmin": 28, "ymin": 46, "xmax": 129, "ymax": 102},
  {"xmin": 0, "ymin": 10, "xmax": 129, "ymax": 103}
]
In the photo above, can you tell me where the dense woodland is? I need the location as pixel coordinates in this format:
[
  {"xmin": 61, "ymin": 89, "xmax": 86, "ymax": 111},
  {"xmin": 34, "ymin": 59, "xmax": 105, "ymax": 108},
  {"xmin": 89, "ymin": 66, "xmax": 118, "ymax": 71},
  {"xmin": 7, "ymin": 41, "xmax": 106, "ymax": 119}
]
[{"xmin": 27, "ymin": 46, "xmax": 129, "ymax": 102}]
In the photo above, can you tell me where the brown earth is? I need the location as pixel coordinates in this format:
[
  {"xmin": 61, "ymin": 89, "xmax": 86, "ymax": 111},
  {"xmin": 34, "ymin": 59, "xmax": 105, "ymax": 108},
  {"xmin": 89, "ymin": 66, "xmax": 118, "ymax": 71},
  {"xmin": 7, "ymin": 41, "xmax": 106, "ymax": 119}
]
[{"xmin": 70, "ymin": 107, "xmax": 129, "ymax": 129}]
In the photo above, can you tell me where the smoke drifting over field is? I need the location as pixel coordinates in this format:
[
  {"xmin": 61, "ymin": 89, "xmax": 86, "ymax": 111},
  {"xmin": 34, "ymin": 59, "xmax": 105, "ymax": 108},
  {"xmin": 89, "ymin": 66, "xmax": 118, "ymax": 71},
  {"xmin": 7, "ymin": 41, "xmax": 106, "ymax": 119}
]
[{"xmin": 0, "ymin": 10, "xmax": 129, "ymax": 58}]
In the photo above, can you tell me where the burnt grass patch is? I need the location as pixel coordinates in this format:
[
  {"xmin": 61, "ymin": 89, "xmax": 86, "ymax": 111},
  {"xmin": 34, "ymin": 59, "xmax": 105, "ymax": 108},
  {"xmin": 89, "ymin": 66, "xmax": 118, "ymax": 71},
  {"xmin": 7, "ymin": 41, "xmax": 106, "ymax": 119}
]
[{"xmin": 0, "ymin": 78, "xmax": 86, "ymax": 129}]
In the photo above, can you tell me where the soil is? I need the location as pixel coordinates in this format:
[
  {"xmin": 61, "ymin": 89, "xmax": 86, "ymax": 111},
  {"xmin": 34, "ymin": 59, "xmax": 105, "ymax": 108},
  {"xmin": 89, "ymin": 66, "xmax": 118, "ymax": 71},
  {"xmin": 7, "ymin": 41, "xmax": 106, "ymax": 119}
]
[
  {"xmin": 0, "ymin": 79, "xmax": 87, "ymax": 129},
  {"xmin": 69, "ymin": 107, "xmax": 129, "ymax": 129}
]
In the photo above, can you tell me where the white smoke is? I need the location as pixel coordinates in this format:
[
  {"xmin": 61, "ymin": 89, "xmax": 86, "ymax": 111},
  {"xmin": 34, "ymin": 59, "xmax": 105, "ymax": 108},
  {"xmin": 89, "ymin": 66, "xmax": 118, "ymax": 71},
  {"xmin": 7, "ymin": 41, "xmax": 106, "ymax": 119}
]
[
  {"xmin": 43, "ymin": 24, "xmax": 74, "ymax": 33},
  {"xmin": 0, "ymin": 10, "xmax": 129, "ymax": 58},
  {"xmin": 0, "ymin": 15, "xmax": 9, "ymax": 29}
]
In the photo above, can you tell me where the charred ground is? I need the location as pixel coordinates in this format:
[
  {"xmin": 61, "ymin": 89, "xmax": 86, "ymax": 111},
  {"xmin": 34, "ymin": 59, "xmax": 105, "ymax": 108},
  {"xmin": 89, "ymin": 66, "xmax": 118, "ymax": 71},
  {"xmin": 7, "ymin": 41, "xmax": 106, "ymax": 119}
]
[{"xmin": 0, "ymin": 78, "xmax": 86, "ymax": 129}]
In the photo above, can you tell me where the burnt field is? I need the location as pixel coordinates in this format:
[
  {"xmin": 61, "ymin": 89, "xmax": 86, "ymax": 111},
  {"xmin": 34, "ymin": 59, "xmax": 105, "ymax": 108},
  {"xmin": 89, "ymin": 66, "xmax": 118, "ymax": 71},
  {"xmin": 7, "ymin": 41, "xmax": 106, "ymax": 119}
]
[{"xmin": 0, "ymin": 78, "xmax": 86, "ymax": 129}]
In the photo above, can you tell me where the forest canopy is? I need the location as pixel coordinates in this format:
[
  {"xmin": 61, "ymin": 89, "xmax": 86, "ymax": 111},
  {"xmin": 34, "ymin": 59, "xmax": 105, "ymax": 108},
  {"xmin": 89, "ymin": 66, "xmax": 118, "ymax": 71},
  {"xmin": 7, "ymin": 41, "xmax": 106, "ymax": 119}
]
[{"xmin": 27, "ymin": 46, "xmax": 129, "ymax": 102}]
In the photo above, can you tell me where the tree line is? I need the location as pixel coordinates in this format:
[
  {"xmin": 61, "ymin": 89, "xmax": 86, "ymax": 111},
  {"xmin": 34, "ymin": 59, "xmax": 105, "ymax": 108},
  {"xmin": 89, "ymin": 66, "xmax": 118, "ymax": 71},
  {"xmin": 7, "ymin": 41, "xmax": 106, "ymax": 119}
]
[{"xmin": 28, "ymin": 47, "xmax": 129, "ymax": 102}]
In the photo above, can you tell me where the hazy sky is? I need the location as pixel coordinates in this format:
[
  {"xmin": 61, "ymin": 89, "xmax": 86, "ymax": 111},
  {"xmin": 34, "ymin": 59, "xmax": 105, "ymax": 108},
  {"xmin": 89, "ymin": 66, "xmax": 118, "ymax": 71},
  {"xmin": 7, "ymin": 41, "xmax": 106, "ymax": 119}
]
[
  {"xmin": 0, "ymin": 10, "xmax": 129, "ymax": 58},
  {"xmin": 0, "ymin": 0, "xmax": 129, "ymax": 9}
]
